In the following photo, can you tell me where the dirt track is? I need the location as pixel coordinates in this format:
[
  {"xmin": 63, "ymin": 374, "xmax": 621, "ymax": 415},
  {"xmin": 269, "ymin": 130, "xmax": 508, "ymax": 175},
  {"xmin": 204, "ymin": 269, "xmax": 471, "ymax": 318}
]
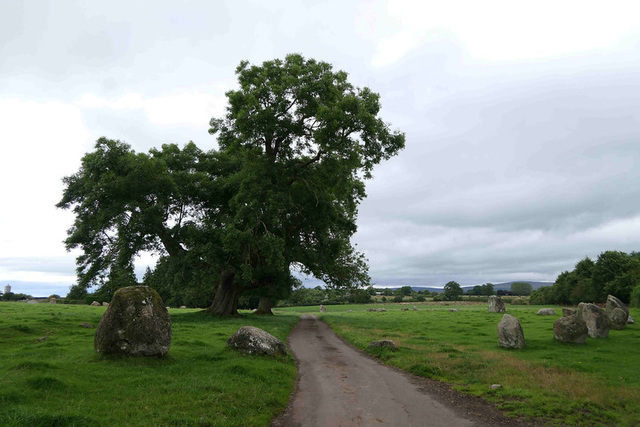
[{"xmin": 272, "ymin": 315, "xmax": 536, "ymax": 427}]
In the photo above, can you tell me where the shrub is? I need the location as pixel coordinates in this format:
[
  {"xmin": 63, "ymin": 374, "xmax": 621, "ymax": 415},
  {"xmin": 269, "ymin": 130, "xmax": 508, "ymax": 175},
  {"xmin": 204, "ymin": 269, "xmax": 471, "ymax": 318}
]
[{"xmin": 630, "ymin": 285, "xmax": 640, "ymax": 308}]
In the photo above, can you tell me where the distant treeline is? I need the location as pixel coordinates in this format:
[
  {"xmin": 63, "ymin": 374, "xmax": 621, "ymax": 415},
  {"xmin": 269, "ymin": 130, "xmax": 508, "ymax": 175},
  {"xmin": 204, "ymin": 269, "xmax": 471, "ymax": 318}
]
[{"xmin": 530, "ymin": 250, "xmax": 640, "ymax": 305}]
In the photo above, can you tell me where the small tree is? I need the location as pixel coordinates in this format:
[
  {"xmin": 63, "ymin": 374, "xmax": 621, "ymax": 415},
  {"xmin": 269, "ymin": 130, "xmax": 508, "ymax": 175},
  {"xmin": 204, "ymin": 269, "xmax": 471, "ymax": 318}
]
[
  {"xmin": 443, "ymin": 281, "xmax": 463, "ymax": 301},
  {"xmin": 510, "ymin": 282, "xmax": 532, "ymax": 296},
  {"xmin": 481, "ymin": 283, "xmax": 495, "ymax": 296}
]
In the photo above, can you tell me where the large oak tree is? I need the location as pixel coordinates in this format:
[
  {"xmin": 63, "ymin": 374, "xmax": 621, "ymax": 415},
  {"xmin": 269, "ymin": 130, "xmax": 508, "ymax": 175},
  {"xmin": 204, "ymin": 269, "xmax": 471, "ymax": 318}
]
[{"xmin": 58, "ymin": 54, "xmax": 405, "ymax": 316}]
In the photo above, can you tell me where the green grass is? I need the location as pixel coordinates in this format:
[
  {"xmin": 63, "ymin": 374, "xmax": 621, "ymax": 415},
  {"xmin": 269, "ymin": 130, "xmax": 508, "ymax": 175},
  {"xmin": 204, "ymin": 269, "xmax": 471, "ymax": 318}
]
[
  {"xmin": 279, "ymin": 302, "xmax": 640, "ymax": 425},
  {"xmin": 0, "ymin": 302, "xmax": 298, "ymax": 426}
]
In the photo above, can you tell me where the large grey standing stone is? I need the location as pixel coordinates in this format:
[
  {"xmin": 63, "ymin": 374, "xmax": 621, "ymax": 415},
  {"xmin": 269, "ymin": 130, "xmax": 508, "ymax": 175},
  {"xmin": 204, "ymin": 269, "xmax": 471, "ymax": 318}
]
[
  {"xmin": 577, "ymin": 303, "xmax": 610, "ymax": 338},
  {"xmin": 606, "ymin": 295, "xmax": 629, "ymax": 330},
  {"xmin": 562, "ymin": 308, "xmax": 576, "ymax": 317},
  {"xmin": 553, "ymin": 316, "xmax": 588, "ymax": 344},
  {"xmin": 319, "ymin": 305, "xmax": 327, "ymax": 313},
  {"xmin": 609, "ymin": 308, "xmax": 628, "ymax": 330},
  {"xmin": 227, "ymin": 326, "xmax": 287, "ymax": 356},
  {"xmin": 498, "ymin": 314, "xmax": 525, "ymax": 349},
  {"xmin": 94, "ymin": 286, "xmax": 172, "ymax": 357},
  {"xmin": 537, "ymin": 308, "xmax": 556, "ymax": 316},
  {"xmin": 488, "ymin": 295, "xmax": 506, "ymax": 313}
]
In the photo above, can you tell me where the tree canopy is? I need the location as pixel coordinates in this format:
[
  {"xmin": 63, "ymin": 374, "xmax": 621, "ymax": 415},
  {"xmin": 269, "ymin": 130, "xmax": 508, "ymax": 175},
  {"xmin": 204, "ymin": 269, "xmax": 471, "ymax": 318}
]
[
  {"xmin": 443, "ymin": 281, "xmax": 463, "ymax": 301},
  {"xmin": 530, "ymin": 251, "xmax": 640, "ymax": 305},
  {"xmin": 58, "ymin": 54, "xmax": 405, "ymax": 316},
  {"xmin": 510, "ymin": 282, "xmax": 532, "ymax": 296}
]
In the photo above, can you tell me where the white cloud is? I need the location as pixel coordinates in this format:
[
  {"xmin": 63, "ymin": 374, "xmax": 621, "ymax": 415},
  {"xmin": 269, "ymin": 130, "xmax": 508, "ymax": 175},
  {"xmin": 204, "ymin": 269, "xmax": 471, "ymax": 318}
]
[
  {"xmin": 0, "ymin": 99, "xmax": 91, "ymax": 258},
  {"xmin": 76, "ymin": 91, "xmax": 227, "ymax": 130},
  {"xmin": 368, "ymin": 0, "xmax": 640, "ymax": 67}
]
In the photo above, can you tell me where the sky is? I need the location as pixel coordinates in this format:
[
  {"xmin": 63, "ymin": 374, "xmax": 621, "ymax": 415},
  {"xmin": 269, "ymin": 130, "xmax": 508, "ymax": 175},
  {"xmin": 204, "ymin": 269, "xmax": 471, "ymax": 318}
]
[{"xmin": 2, "ymin": 0, "xmax": 640, "ymax": 296}]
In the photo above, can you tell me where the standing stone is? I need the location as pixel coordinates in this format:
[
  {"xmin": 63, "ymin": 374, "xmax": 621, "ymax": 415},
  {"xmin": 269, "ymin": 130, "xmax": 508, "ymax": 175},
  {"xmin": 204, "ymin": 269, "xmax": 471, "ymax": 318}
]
[
  {"xmin": 488, "ymin": 295, "xmax": 506, "ymax": 313},
  {"xmin": 91, "ymin": 301, "xmax": 101, "ymax": 306},
  {"xmin": 553, "ymin": 316, "xmax": 588, "ymax": 344},
  {"xmin": 94, "ymin": 286, "xmax": 172, "ymax": 357},
  {"xmin": 498, "ymin": 314, "xmax": 525, "ymax": 349},
  {"xmin": 50, "ymin": 298, "xmax": 56, "ymax": 304},
  {"xmin": 102, "ymin": 302, "xmax": 109, "ymax": 307},
  {"xmin": 412, "ymin": 306, "xmax": 419, "ymax": 311},
  {"xmin": 227, "ymin": 326, "xmax": 287, "ymax": 356},
  {"xmin": 628, "ymin": 315, "xmax": 635, "ymax": 325},
  {"xmin": 537, "ymin": 308, "xmax": 556, "ymax": 316},
  {"xmin": 319, "ymin": 305, "xmax": 327, "ymax": 313},
  {"xmin": 562, "ymin": 308, "xmax": 576, "ymax": 317},
  {"xmin": 606, "ymin": 295, "xmax": 629, "ymax": 330},
  {"xmin": 609, "ymin": 308, "xmax": 628, "ymax": 330},
  {"xmin": 577, "ymin": 303, "xmax": 610, "ymax": 338}
]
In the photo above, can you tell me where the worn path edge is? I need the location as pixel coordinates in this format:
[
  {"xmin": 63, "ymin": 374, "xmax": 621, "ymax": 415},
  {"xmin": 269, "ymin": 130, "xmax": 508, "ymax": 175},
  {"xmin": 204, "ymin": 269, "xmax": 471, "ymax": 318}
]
[{"xmin": 272, "ymin": 315, "xmax": 538, "ymax": 427}]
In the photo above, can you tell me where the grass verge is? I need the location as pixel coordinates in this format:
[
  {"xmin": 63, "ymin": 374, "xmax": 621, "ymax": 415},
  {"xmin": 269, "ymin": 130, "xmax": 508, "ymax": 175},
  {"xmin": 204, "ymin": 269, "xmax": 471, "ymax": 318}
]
[
  {"xmin": 279, "ymin": 303, "xmax": 640, "ymax": 425},
  {"xmin": 0, "ymin": 302, "xmax": 298, "ymax": 426}
]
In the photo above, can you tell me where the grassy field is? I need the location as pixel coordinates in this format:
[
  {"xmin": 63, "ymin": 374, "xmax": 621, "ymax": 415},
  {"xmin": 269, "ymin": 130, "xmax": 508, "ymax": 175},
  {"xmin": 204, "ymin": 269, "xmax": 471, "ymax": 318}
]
[
  {"xmin": 279, "ymin": 302, "xmax": 640, "ymax": 426},
  {"xmin": 0, "ymin": 302, "xmax": 298, "ymax": 426},
  {"xmin": 4, "ymin": 301, "xmax": 639, "ymax": 426}
]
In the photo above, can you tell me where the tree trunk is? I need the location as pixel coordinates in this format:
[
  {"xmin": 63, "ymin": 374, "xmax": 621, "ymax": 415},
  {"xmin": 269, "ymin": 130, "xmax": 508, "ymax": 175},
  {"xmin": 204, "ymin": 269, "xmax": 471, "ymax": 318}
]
[
  {"xmin": 254, "ymin": 296, "xmax": 274, "ymax": 315},
  {"xmin": 206, "ymin": 270, "xmax": 240, "ymax": 316}
]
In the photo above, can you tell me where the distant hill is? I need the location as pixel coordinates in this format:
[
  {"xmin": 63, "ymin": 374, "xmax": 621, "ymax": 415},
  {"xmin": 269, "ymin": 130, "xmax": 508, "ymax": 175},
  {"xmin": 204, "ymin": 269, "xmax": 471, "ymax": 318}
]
[{"xmin": 378, "ymin": 281, "xmax": 553, "ymax": 294}]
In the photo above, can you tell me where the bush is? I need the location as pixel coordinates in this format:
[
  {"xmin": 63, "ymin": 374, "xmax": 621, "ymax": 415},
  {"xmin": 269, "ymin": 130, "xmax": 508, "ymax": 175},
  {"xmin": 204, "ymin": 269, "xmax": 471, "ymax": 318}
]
[
  {"xmin": 630, "ymin": 285, "xmax": 640, "ymax": 308},
  {"xmin": 431, "ymin": 293, "xmax": 446, "ymax": 302}
]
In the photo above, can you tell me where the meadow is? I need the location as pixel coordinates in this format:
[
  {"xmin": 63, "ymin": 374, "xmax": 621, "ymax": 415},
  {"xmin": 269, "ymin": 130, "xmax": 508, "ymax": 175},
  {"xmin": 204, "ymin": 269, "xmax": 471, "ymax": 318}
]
[
  {"xmin": 280, "ymin": 302, "xmax": 640, "ymax": 425},
  {"xmin": 0, "ymin": 302, "xmax": 298, "ymax": 426},
  {"xmin": 2, "ymin": 301, "xmax": 639, "ymax": 426}
]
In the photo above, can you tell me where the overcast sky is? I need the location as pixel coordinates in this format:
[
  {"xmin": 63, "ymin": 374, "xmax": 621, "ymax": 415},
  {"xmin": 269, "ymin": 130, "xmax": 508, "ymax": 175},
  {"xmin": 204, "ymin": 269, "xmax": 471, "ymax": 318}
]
[{"xmin": 2, "ymin": 0, "xmax": 640, "ymax": 296}]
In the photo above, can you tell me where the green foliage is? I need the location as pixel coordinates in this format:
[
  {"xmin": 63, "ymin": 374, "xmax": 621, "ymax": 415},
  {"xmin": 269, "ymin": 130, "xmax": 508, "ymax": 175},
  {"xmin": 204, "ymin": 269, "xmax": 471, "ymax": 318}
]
[
  {"xmin": 467, "ymin": 285, "xmax": 483, "ymax": 296},
  {"xmin": 510, "ymin": 282, "xmax": 532, "ymax": 296},
  {"xmin": 396, "ymin": 286, "xmax": 413, "ymax": 296},
  {"xmin": 482, "ymin": 283, "xmax": 495, "ymax": 296},
  {"xmin": 528, "ymin": 286, "xmax": 551, "ymax": 305},
  {"xmin": 467, "ymin": 283, "xmax": 494, "ymax": 296},
  {"xmin": 443, "ymin": 281, "xmax": 463, "ymax": 301},
  {"xmin": 348, "ymin": 289, "xmax": 372, "ymax": 304},
  {"xmin": 630, "ymin": 285, "xmax": 640, "ymax": 308},
  {"xmin": 532, "ymin": 251, "xmax": 640, "ymax": 305},
  {"xmin": 1, "ymin": 292, "xmax": 32, "ymax": 301},
  {"xmin": 0, "ymin": 302, "xmax": 298, "ymax": 426},
  {"xmin": 58, "ymin": 54, "xmax": 405, "ymax": 315}
]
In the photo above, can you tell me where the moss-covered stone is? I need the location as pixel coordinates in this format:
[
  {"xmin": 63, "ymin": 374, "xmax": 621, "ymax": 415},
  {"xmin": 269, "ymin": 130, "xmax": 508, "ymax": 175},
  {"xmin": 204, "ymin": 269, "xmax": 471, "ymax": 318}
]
[
  {"xmin": 94, "ymin": 286, "xmax": 171, "ymax": 357},
  {"xmin": 227, "ymin": 326, "xmax": 287, "ymax": 356}
]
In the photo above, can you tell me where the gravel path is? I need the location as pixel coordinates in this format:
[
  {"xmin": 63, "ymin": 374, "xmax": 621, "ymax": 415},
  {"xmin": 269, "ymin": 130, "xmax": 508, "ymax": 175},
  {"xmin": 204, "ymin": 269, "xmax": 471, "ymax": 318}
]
[{"xmin": 272, "ymin": 315, "xmax": 536, "ymax": 426}]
